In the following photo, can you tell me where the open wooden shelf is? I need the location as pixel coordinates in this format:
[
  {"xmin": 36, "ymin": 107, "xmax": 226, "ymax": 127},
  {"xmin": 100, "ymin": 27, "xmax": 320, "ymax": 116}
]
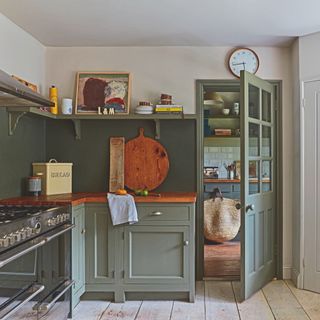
[
  {"xmin": 7, "ymin": 107, "xmax": 197, "ymax": 140},
  {"xmin": 204, "ymin": 115, "xmax": 240, "ymax": 119}
]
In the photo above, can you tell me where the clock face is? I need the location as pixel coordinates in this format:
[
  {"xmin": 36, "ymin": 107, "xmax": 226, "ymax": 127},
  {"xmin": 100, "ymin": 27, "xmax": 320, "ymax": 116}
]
[{"xmin": 228, "ymin": 48, "xmax": 259, "ymax": 78}]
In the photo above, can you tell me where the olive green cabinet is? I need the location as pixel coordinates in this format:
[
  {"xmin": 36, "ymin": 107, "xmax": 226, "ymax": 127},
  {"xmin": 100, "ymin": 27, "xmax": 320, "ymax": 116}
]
[
  {"xmin": 85, "ymin": 204, "xmax": 116, "ymax": 290},
  {"xmin": 73, "ymin": 202, "xmax": 195, "ymax": 304},
  {"xmin": 123, "ymin": 225, "xmax": 190, "ymax": 284},
  {"xmin": 71, "ymin": 204, "xmax": 85, "ymax": 309}
]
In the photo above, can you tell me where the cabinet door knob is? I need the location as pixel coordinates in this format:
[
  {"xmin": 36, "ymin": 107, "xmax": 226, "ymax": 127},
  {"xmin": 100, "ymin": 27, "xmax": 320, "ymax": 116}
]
[
  {"xmin": 183, "ymin": 240, "xmax": 189, "ymax": 246},
  {"xmin": 81, "ymin": 229, "xmax": 86, "ymax": 234},
  {"xmin": 150, "ymin": 211, "xmax": 163, "ymax": 216}
]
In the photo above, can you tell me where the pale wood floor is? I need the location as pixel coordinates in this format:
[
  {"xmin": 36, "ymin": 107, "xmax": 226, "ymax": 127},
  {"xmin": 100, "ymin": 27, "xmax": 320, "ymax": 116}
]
[{"xmin": 71, "ymin": 280, "xmax": 320, "ymax": 320}]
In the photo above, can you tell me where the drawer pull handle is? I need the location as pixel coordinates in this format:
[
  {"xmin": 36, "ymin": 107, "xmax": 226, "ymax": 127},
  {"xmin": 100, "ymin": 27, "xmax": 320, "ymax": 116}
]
[
  {"xmin": 150, "ymin": 211, "xmax": 163, "ymax": 216},
  {"xmin": 81, "ymin": 229, "xmax": 86, "ymax": 234},
  {"xmin": 183, "ymin": 240, "xmax": 189, "ymax": 246}
]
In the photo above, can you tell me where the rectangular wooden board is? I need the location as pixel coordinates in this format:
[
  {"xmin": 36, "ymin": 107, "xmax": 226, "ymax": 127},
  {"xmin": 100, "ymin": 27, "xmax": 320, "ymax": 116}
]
[{"xmin": 109, "ymin": 137, "xmax": 125, "ymax": 192}]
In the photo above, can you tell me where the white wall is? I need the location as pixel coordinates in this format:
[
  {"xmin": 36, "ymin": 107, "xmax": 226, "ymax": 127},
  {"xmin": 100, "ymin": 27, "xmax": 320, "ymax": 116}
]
[
  {"xmin": 0, "ymin": 13, "xmax": 45, "ymax": 92},
  {"xmin": 45, "ymin": 46, "xmax": 294, "ymax": 278}
]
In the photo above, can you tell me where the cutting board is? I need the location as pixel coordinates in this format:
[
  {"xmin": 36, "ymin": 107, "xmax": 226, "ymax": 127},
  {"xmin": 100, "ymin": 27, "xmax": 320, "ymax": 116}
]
[
  {"xmin": 109, "ymin": 137, "xmax": 125, "ymax": 192},
  {"xmin": 124, "ymin": 128, "xmax": 169, "ymax": 191}
]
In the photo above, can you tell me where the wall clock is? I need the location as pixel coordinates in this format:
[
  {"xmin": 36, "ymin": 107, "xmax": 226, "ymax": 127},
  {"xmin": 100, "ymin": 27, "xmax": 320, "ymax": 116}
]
[{"xmin": 228, "ymin": 48, "xmax": 259, "ymax": 78}]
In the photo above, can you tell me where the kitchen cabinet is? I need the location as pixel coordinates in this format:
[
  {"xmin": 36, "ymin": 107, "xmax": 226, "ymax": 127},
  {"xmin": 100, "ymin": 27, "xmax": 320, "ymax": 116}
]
[
  {"xmin": 84, "ymin": 202, "xmax": 195, "ymax": 302},
  {"xmin": 85, "ymin": 204, "xmax": 116, "ymax": 290},
  {"xmin": 71, "ymin": 204, "xmax": 85, "ymax": 309}
]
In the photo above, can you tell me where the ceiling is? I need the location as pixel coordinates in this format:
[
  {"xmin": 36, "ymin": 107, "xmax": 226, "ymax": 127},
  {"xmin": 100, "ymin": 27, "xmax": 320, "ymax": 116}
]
[{"xmin": 1, "ymin": 0, "xmax": 320, "ymax": 47}]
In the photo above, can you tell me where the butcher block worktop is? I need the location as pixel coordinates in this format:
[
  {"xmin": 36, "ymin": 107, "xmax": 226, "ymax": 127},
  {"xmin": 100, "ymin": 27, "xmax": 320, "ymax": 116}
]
[{"xmin": 0, "ymin": 192, "xmax": 197, "ymax": 206}]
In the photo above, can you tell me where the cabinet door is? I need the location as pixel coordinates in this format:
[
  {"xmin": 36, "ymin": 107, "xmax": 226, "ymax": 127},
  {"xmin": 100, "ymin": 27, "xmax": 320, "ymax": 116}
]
[
  {"xmin": 72, "ymin": 205, "xmax": 85, "ymax": 295},
  {"xmin": 124, "ymin": 225, "xmax": 190, "ymax": 284},
  {"xmin": 85, "ymin": 205, "xmax": 115, "ymax": 285}
]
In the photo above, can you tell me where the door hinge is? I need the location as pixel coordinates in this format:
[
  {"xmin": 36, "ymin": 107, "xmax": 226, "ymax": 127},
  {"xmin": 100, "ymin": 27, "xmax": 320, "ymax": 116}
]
[
  {"xmin": 302, "ymin": 98, "xmax": 306, "ymax": 108},
  {"xmin": 122, "ymin": 270, "xmax": 125, "ymax": 278}
]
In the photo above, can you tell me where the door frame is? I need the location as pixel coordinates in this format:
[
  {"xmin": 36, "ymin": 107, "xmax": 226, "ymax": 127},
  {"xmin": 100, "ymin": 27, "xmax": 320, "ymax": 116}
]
[
  {"xmin": 299, "ymin": 77, "xmax": 320, "ymax": 289},
  {"xmin": 195, "ymin": 79, "xmax": 283, "ymax": 281}
]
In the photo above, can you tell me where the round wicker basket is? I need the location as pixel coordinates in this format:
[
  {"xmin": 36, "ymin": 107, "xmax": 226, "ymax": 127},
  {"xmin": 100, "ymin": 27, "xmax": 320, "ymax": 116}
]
[{"xmin": 204, "ymin": 197, "xmax": 240, "ymax": 243}]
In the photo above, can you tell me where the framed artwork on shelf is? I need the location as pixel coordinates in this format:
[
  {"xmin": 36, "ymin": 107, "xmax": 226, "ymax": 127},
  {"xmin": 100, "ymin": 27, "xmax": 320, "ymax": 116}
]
[{"xmin": 75, "ymin": 72, "xmax": 131, "ymax": 114}]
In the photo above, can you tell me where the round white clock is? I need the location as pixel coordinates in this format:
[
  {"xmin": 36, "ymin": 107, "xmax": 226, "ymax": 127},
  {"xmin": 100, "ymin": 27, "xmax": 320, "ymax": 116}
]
[{"xmin": 228, "ymin": 48, "xmax": 259, "ymax": 78}]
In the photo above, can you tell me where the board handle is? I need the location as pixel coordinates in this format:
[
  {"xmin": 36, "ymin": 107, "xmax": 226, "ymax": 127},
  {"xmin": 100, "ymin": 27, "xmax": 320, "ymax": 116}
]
[{"xmin": 139, "ymin": 127, "xmax": 144, "ymax": 137}]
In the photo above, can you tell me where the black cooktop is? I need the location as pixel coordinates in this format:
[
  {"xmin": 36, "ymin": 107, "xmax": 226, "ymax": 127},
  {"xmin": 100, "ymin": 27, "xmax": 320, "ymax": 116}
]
[{"xmin": 0, "ymin": 205, "xmax": 55, "ymax": 224}]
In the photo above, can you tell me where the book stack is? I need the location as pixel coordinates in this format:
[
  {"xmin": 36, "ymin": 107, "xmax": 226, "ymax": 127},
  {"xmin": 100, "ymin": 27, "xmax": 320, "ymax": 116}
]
[
  {"xmin": 154, "ymin": 105, "xmax": 184, "ymax": 114},
  {"xmin": 214, "ymin": 129, "xmax": 232, "ymax": 136},
  {"xmin": 154, "ymin": 93, "xmax": 184, "ymax": 114}
]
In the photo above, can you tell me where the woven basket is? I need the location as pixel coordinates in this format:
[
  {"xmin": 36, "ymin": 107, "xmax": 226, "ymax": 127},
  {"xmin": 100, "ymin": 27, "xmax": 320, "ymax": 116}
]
[{"xmin": 204, "ymin": 197, "xmax": 240, "ymax": 243}]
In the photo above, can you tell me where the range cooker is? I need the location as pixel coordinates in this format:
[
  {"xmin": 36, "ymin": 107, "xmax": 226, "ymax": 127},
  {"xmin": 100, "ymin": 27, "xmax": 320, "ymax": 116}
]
[{"xmin": 0, "ymin": 205, "xmax": 74, "ymax": 319}]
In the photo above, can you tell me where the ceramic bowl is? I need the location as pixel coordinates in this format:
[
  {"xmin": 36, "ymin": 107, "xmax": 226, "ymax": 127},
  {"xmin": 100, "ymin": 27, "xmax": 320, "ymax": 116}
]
[{"xmin": 222, "ymin": 108, "xmax": 230, "ymax": 115}]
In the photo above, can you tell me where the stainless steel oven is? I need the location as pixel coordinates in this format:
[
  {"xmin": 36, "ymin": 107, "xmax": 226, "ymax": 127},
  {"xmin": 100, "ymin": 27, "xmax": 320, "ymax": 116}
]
[{"xmin": 0, "ymin": 205, "xmax": 74, "ymax": 319}]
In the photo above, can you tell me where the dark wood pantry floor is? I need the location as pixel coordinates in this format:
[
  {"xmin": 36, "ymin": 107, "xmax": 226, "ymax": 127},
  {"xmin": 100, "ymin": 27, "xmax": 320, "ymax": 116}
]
[{"xmin": 204, "ymin": 241, "xmax": 240, "ymax": 279}]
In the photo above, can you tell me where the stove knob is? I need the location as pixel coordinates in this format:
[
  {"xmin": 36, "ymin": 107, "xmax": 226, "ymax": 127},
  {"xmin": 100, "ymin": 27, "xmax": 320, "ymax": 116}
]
[
  {"xmin": 0, "ymin": 237, "xmax": 9, "ymax": 248},
  {"xmin": 47, "ymin": 218, "xmax": 54, "ymax": 226},
  {"xmin": 20, "ymin": 229, "xmax": 27, "ymax": 240},
  {"xmin": 13, "ymin": 231, "xmax": 21, "ymax": 242},
  {"xmin": 25, "ymin": 227, "xmax": 32, "ymax": 237},
  {"xmin": 7, "ymin": 234, "xmax": 15, "ymax": 245},
  {"xmin": 33, "ymin": 222, "xmax": 41, "ymax": 234}
]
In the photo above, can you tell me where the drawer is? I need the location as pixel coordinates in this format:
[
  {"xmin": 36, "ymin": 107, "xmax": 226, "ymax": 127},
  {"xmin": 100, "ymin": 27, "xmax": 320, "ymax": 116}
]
[
  {"xmin": 204, "ymin": 183, "xmax": 232, "ymax": 193},
  {"xmin": 136, "ymin": 205, "xmax": 190, "ymax": 222}
]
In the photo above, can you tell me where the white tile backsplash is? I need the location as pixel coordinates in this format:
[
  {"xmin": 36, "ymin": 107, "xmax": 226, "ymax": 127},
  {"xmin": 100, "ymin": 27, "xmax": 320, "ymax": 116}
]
[{"xmin": 204, "ymin": 145, "xmax": 240, "ymax": 178}]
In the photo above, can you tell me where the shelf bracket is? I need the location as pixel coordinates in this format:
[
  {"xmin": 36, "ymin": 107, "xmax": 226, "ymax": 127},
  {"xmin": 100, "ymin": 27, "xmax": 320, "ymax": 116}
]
[
  {"xmin": 154, "ymin": 119, "xmax": 160, "ymax": 140},
  {"xmin": 8, "ymin": 111, "xmax": 27, "ymax": 136},
  {"xmin": 71, "ymin": 119, "xmax": 81, "ymax": 140}
]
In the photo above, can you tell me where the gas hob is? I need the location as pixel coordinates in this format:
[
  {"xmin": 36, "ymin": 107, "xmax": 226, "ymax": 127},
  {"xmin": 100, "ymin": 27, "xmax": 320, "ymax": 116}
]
[{"xmin": 0, "ymin": 205, "xmax": 70, "ymax": 253}]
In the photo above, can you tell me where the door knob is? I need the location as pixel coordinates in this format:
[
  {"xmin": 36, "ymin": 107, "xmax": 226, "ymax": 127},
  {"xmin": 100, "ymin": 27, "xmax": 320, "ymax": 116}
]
[
  {"xmin": 235, "ymin": 203, "xmax": 242, "ymax": 210},
  {"xmin": 246, "ymin": 204, "xmax": 255, "ymax": 212}
]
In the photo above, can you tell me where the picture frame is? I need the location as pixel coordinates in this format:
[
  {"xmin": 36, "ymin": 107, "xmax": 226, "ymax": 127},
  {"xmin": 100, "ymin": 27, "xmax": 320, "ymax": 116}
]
[{"xmin": 75, "ymin": 72, "xmax": 131, "ymax": 115}]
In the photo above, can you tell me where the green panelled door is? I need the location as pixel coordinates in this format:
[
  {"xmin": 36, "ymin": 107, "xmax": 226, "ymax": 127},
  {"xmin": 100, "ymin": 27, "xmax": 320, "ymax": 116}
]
[{"xmin": 240, "ymin": 71, "xmax": 276, "ymax": 300}]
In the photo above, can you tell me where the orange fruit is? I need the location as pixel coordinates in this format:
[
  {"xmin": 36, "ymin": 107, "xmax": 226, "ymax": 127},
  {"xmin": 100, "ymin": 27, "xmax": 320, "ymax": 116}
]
[{"xmin": 115, "ymin": 189, "xmax": 127, "ymax": 195}]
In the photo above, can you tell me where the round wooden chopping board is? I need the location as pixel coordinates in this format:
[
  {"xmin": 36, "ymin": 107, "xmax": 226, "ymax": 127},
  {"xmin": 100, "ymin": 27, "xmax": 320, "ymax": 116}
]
[{"xmin": 124, "ymin": 128, "xmax": 169, "ymax": 191}]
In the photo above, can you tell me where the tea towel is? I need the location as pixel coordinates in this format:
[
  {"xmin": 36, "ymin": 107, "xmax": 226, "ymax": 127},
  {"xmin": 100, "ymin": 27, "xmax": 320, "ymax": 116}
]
[{"xmin": 107, "ymin": 193, "xmax": 138, "ymax": 226}]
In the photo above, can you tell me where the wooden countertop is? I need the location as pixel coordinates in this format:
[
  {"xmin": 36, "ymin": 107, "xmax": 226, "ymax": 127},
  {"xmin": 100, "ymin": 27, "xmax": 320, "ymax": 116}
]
[{"xmin": 0, "ymin": 192, "xmax": 197, "ymax": 206}]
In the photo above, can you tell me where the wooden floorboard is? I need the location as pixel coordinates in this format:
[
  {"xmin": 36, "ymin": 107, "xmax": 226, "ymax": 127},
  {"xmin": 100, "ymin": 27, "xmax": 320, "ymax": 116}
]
[
  {"xmin": 204, "ymin": 242, "xmax": 240, "ymax": 278},
  {"xmin": 135, "ymin": 300, "xmax": 173, "ymax": 320},
  {"xmin": 67, "ymin": 280, "xmax": 320, "ymax": 320},
  {"xmin": 100, "ymin": 300, "xmax": 142, "ymax": 320},
  {"xmin": 73, "ymin": 300, "xmax": 111, "ymax": 320},
  {"xmin": 232, "ymin": 281, "xmax": 275, "ymax": 320},
  {"xmin": 262, "ymin": 280, "xmax": 310, "ymax": 320},
  {"xmin": 286, "ymin": 280, "xmax": 320, "ymax": 320},
  {"xmin": 171, "ymin": 281, "xmax": 205, "ymax": 320},
  {"xmin": 205, "ymin": 280, "xmax": 240, "ymax": 320}
]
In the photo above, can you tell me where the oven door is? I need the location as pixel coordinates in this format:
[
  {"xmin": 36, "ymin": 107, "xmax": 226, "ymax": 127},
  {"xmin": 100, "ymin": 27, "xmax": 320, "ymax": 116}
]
[{"xmin": 0, "ymin": 223, "xmax": 74, "ymax": 320}]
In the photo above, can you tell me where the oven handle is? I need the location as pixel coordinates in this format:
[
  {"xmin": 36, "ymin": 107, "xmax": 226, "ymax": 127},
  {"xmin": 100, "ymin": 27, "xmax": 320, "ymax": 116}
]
[
  {"xmin": 0, "ymin": 223, "xmax": 75, "ymax": 269},
  {"xmin": 35, "ymin": 280, "xmax": 74, "ymax": 313},
  {"xmin": 45, "ymin": 224, "xmax": 75, "ymax": 243},
  {"xmin": 0, "ymin": 238, "xmax": 46, "ymax": 268},
  {"xmin": 0, "ymin": 284, "xmax": 45, "ymax": 320}
]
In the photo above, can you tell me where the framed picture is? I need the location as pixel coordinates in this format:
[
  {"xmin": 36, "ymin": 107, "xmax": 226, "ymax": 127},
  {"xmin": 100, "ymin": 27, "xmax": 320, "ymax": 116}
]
[{"xmin": 75, "ymin": 72, "xmax": 131, "ymax": 114}]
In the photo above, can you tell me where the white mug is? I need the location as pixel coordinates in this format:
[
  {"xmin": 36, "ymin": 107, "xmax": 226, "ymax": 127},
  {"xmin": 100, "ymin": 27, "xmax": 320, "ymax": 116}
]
[{"xmin": 61, "ymin": 98, "xmax": 73, "ymax": 114}]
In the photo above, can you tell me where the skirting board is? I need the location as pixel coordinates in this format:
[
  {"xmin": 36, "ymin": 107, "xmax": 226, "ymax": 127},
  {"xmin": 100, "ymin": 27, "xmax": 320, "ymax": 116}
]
[
  {"xmin": 283, "ymin": 266, "xmax": 292, "ymax": 279},
  {"xmin": 292, "ymin": 268, "xmax": 303, "ymax": 289}
]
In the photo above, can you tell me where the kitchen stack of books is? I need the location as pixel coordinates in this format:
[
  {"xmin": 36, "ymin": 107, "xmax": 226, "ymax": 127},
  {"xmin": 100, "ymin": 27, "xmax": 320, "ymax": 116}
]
[{"xmin": 154, "ymin": 93, "xmax": 183, "ymax": 114}]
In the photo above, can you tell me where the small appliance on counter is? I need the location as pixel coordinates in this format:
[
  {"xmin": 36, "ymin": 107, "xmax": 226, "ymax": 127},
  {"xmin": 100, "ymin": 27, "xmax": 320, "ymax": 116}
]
[{"xmin": 32, "ymin": 159, "xmax": 73, "ymax": 195}]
